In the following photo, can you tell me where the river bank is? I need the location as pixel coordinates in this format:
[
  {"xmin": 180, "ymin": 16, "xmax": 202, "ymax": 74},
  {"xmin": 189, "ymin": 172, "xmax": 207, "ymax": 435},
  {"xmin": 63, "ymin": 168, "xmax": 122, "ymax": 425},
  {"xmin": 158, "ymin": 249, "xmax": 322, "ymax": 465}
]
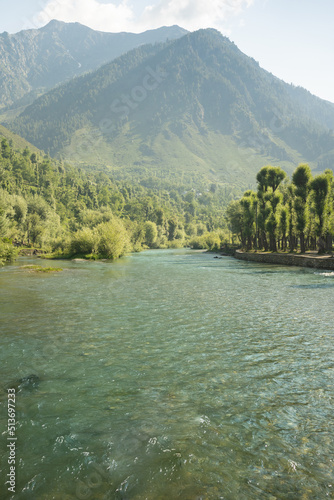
[{"xmin": 234, "ymin": 249, "xmax": 334, "ymax": 270}]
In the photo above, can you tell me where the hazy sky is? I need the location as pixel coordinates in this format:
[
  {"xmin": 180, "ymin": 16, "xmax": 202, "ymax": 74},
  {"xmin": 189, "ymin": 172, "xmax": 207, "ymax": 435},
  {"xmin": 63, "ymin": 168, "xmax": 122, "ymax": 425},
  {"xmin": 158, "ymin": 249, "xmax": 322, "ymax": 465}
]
[{"xmin": 1, "ymin": 0, "xmax": 333, "ymax": 103}]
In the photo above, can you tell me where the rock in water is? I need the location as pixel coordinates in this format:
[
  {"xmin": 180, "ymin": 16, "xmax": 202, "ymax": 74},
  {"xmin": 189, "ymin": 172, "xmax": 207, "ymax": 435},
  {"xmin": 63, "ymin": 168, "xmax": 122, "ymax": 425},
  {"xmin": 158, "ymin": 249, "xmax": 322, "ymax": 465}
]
[{"xmin": 18, "ymin": 374, "xmax": 40, "ymax": 390}]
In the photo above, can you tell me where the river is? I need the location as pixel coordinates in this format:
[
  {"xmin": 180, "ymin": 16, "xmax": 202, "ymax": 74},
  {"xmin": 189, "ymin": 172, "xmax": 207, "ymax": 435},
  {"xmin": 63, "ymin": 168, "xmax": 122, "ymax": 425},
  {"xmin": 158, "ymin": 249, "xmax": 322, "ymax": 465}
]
[{"xmin": 0, "ymin": 249, "xmax": 334, "ymax": 499}]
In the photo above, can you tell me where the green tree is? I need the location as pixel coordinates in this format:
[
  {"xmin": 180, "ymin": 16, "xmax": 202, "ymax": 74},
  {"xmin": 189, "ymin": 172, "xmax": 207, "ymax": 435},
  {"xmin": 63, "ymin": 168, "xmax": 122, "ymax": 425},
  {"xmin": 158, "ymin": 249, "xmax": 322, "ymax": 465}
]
[
  {"xmin": 12, "ymin": 196, "xmax": 28, "ymax": 225},
  {"xmin": 256, "ymin": 166, "xmax": 286, "ymax": 251},
  {"xmin": 278, "ymin": 205, "xmax": 289, "ymax": 250},
  {"xmin": 25, "ymin": 213, "xmax": 44, "ymax": 245},
  {"xmin": 155, "ymin": 208, "xmax": 165, "ymax": 227},
  {"xmin": 1, "ymin": 139, "xmax": 11, "ymax": 159},
  {"xmin": 324, "ymin": 170, "xmax": 334, "ymax": 252},
  {"xmin": 265, "ymin": 191, "xmax": 283, "ymax": 252},
  {"xmin": 30, "ymin": 153, "xmax": 38, "ymax": 164},
  {"xmin": 266, "ymin": 166, "xmax": 286, "ymax": 192},
  {"xmin": 310, "ymin": 174, "xmax": 329, "ymax": 253},
  {"xmin": 144, "ymin": 221, "xmax": 158, "ymax": 247},
  {"xmin": 240, "ymin": 192, "xmax": 257, "ymax": 250},
  {"xmin": 226, "ymin": 199, "xmax": 243, "ymax": 245},
  {"xmin": 0, "ymin": 212, "xmax": 10, "ymax": 238},
  {"xmin": 256, "ymin": 167, "xmax": 270, "ymax": 250},
  {"xmin": 97, "ymin": 220, "xmax": 131, "ymax": 259},
  {"xmin": 70, "ymin": 227, "xmax": 96, "ymax": 255},
  {"xmin": 292, "ymin": 164, "xmax": 312, "ymax": 253},
  {"xmin": 167, "ymin": 218, "xmax": 178, "ymax": 241}
]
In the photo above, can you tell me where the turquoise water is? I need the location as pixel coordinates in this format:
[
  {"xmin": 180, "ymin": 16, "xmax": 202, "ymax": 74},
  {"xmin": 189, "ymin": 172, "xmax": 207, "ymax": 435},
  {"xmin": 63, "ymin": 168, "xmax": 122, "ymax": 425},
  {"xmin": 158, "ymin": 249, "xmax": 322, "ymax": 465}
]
[{"xmin": 0, "ymin": 249, "xmax": 334, "ymax": 499}]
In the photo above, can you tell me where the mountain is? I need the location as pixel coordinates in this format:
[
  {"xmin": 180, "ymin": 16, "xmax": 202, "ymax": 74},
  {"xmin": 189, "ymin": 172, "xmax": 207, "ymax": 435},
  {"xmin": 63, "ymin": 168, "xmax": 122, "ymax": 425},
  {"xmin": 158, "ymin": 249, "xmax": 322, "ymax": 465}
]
[
  {"xmin": 5, "ymin": 29, "xmax": 334, "ymax": 187},
  {"xmin": 0, "ymin": 124, "xmax": 40, "ymax": 153},
  {"xmin": 286, "ymin": 85, "xmax": 334, "ymax": 131},
  {"xmin": 0, "ymin": 20, "xmax": 188, "ymax": 109}
]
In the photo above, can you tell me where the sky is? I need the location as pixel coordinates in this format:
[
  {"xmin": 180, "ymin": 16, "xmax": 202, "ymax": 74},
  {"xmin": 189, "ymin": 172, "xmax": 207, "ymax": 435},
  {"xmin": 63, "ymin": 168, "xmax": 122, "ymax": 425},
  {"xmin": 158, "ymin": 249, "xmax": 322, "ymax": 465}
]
[{"xmin": 1, "ymin": 0, "xmax": 333, "ymax": 103}]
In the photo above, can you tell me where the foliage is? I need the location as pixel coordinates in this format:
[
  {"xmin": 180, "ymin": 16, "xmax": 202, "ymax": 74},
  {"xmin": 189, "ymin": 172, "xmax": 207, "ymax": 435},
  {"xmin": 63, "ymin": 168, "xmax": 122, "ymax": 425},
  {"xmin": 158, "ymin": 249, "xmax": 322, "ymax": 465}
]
[
  {"xmin": 96, "ymin": 220, "xmax": 131, "ymax": 259},
  {"xmin": 189, "ymin": 231, "xmax": 226, "ymax": 252},
  {"xmin": 0, "ymin": 138, "xmax": 230, "ymax": 261},
  {"xmin": 0, "ymin": 240, "xmax": 18, "ymax": 266},
  {"xmin": 70, "ymin": 227, "xmax": 96, "ymax": 256},
  {"xmin": 144, "ymin": 221, "xmax": 158, "ymax": 247},
  {"xmin": 227, "ymin": 164, "xmax": 334, "ymax": 254},
  {"xmin": 6, "ymin": 29, "xmax": 334, "ymax": 186}
]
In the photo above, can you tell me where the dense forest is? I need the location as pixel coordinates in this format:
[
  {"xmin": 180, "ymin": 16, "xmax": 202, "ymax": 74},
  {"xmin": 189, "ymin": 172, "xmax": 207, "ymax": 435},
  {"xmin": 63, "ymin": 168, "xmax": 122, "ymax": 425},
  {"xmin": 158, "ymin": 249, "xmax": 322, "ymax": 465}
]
[
  {"xmin": 0, "ymin": 138, "xmax": 233, "ymax": 264},
  {"xmin": 227, "ymin": 164, "xmax": 334, "ymax": 254}
]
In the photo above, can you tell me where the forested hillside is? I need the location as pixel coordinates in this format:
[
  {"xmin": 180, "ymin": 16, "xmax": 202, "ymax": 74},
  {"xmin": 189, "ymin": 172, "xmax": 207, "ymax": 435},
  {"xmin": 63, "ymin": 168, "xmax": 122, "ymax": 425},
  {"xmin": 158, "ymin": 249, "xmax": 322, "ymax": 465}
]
[
  {"xmin": 7, "ymin": 29, "xmax": 334, "ymax": 188},
  {"xmin": 0, "ymin": 134, "xmax": 235, "ymax": 264},
  {"xmin": 0, "ymin": 20, "xmax": 187, "ymax": 109}
]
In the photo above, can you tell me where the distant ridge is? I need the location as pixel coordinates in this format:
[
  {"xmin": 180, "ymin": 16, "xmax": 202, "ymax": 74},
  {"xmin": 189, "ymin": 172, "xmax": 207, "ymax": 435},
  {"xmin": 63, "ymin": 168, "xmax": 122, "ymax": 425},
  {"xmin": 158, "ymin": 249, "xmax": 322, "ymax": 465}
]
[
  {"xmin": 0, "ymin": 21, "xmax": 188, "ymax": 108},
  {"xmin": 3, "ymin": 28, "xmax": 334, "ymax": 188}
]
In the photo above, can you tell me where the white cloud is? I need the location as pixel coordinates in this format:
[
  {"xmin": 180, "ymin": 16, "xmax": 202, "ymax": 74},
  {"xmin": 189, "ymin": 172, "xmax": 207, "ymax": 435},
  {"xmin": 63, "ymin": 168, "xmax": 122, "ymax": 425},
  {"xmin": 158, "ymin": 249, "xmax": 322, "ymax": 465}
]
[
  {"xmin": 36, "ymin": 0, "xmax": 134, "ymax": 32},
  {"xmin": 35, "ymin": 0, "xmax": 254, "ymax": 33},
  {"xmin": 141, "ymin": 0, "xmax": 254, "ymax": 31}
]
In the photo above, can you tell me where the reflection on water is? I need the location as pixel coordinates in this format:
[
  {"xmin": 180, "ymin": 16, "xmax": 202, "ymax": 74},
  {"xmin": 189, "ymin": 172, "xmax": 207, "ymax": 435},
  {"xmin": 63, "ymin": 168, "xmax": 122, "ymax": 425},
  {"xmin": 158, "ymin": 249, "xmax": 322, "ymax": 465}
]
[{"xmin": 0, "ymin": 250, "xmax": 334, "ymax": 499}]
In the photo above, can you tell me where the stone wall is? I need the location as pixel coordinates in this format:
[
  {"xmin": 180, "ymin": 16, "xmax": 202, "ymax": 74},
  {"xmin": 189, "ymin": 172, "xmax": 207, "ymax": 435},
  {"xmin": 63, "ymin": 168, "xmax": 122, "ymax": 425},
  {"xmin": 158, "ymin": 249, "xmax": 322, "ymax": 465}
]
[{"xmin": 235, "ymin": 250, "xmax": 334, "ymax": 270}]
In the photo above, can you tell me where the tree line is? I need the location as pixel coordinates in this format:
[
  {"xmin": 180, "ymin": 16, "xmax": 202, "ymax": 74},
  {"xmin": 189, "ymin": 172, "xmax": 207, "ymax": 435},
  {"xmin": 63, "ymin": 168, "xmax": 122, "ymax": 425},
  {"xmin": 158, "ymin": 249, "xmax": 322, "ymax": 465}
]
[
  {"xmin": 0, "ymin": 138, "xmax": 232, "ymax": 263},
  {"xmin": 227, "ymin": 164, "xmax": 334, "ymax": 254}
]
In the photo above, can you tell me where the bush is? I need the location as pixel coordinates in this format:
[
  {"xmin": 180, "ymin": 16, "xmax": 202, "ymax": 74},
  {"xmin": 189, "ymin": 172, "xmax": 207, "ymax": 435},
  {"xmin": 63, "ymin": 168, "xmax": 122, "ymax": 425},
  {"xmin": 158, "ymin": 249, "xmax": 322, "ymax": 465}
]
[
  {"xmin": 204, "ymin": 232, "xmax": 221, "ymax": 252},
  {"xmin": 96, "ymin": 220, "xmax": 131, "ymax": 259},
  {"xmin": 152, "ymin": 235, "xmax": 168, "ymax": 249},
  {"xmin": 0, "ymin": 241, "xmax": 18, "ymax": 265},
  {"xmin": 189, "ymin": 232, "xmax": 222, "ymax": 251},
  {"xmin": 51, "ymin": 236, "xmax": 71, "ymax": 254},
  {"xmin": 196, "ymin": 223, "xmax": 207, "ymax": 236},
  {"xmin": 174, "ymin": 229, "xmax": 185, "ymax": 240},
  {"xmin": 70, "ymin": 227, "xmax": 96, "ymax": 255},
  {"xmin": 189, "ymin": 236, "xmax": 206, "ymax": 249},
  {"xmin": 166, "ymin": 239, "xmax": 184, "ymax": 249},
  {"xmin": 185, "ymin": 223, "xmax": 197, "ymax": 236}
]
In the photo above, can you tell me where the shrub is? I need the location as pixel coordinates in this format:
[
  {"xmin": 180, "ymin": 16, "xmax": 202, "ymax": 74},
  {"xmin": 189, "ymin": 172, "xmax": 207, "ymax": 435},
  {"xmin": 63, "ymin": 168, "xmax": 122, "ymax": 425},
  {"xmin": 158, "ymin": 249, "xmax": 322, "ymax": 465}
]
[
  {"xmin": 70, "ymin": 227, "xmax": 96, "ymax": 255},
  {"xmin": 0, "ymin": 241, "xmax": 18, "ymax": 265},
  {"xmin": 189, "ymin": 232, "xmax": 222, "ymax": 251},
  {"xmin": 152, "ymin": 235, "xmax": 168, "ymax": 249},
  {"xmin": 174, "ymin": 229, "xmax": 185, "ymax": 240},
  {"xmin": 96, "ymin": 220, "xmax": 131, "ymax": 259},
  {"xmin": 189, "ymin": 236, "xmax": 206, "ymax": 249},
  {"xmin": 204, "ymin": 232, "xmax": 221, "ymax": 252},
  {"xmin": 51, "ymin": 236, "xmax": 71, "ymax": 254},
  {"xmin": 166, "ymin": 239, "xmax": 184, "ymax": 249}
]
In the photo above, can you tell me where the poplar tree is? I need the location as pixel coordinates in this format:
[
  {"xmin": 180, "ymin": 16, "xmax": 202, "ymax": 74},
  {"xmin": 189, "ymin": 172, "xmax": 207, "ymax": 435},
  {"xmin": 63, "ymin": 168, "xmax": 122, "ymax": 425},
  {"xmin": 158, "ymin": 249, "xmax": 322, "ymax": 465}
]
[
  {"xmin": 310, "ymin": 173, "xmax": 329, "ymax": 252},
  {"xmin": 292, "ymin": 164, "xmax": 312, "ymax": 253}
]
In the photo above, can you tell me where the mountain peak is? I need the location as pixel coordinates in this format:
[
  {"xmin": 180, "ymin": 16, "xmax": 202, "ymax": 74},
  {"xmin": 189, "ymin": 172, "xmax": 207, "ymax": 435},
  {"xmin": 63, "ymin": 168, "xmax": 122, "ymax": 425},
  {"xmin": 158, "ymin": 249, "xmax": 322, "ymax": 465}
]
[
  {"xmin": 41, "ymin": 19, "xmax": 67, "ymax": 30},
  {"xmin": 8, "ymin": 26, "xmax": 334, "ymax": 180},
  {"xmin": 40, "ymin": 19, "xmax": 95, "ymax": 33},
  {"xmin": 0, "ymin": 23, "xmax": 188, "ymax": 108},
  {"xmin": 40, "ymin": 20, "xmax": 188, "ymax": 37}
]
